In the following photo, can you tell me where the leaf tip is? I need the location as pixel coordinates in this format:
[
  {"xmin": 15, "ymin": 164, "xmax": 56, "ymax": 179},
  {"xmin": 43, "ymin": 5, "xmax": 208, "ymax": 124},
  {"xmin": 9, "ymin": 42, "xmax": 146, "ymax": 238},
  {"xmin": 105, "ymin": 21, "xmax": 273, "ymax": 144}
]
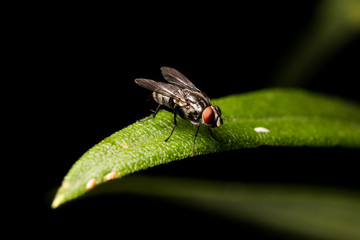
[{"xmin": 51, "ymin": 194, "xmax": 65, "ymax": 209}]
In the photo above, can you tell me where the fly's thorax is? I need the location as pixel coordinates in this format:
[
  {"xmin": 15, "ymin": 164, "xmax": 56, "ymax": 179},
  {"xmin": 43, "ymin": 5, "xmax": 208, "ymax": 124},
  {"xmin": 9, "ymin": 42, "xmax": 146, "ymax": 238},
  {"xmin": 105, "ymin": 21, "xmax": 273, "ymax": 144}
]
[
  {"xmin": 178, "ymin": 89, "xmax": 210, "ymax": 121},
  {"xmin": 182, "ymin": 89, "xmax": 210, "ymax": 106},
  {"xmin": 183, "ymin": 89, "xmax": 210, "ymax": 114}
]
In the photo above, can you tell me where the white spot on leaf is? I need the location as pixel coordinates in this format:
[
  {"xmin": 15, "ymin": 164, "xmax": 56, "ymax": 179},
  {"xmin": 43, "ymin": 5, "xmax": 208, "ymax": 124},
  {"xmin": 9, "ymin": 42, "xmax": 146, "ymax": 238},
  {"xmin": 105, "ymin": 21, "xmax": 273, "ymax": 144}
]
[
  {"xmin": 254, "ymin": 127, "xmax": 270, "ymax": 133},
  {"xmin": 61, "ymin": 182, "xmax": 69, "ymax": 189},
  {"xmin": 86, "ymin": 178, "xmax": 97, "ymax": 190},
  {"xmin": 104, "ymin": 171, "xmax": 118, "ymax": 181}
]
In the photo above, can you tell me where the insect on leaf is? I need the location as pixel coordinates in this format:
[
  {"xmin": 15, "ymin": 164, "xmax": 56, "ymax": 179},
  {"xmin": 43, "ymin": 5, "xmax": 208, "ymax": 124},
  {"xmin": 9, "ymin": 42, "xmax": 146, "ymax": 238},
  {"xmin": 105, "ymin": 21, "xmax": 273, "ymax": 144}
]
[{"xmin": 52, "ymin": 88, "xmax": 360, "ymax": 208}]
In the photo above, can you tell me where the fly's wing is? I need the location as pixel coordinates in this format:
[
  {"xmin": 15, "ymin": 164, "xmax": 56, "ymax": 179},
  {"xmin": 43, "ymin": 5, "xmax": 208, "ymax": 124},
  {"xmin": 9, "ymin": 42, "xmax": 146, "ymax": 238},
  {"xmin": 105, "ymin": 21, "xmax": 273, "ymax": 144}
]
[
  {"xmin": 161, "ymin": 67, "xmax": 211, "ymax": 103},
  {"xmin": 135, "ymin": 78, "xmax": 186, "ymax": 102},
  {"xmin": 161, "ymin": 67, "xmax": 201, "ymax": 92}
]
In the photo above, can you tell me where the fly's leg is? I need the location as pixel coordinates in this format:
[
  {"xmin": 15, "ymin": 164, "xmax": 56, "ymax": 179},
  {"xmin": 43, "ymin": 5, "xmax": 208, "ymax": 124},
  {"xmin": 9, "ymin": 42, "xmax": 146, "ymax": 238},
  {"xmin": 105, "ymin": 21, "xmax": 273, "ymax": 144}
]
[
  {"xmin": 164, "ymin": 108, "xmax": 177, "ymax": 142},
  {"xmin": 208, "ymin": 128, "xmax": 220, "ymax": 142},
  {"xmin": 137, "ymin": 105, "xmax": 161, "ymax": 123},
  {"xmin": 192, "ymin": 122, "xmax": 201, "ymax": 157}
]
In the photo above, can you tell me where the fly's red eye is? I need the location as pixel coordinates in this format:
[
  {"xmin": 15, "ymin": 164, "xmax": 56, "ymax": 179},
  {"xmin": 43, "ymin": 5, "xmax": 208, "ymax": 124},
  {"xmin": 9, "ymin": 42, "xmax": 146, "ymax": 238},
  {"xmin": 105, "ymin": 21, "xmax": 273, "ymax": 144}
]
[{"xmin": 202, "ymin": 107, "xmax": 214, "ymax": 124}]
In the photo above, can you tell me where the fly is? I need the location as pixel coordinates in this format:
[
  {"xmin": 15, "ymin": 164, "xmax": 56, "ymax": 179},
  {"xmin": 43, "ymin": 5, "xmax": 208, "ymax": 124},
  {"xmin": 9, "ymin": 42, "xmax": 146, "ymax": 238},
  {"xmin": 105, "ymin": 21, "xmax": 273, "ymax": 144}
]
[{"xmin": 135, "ymin": 67, "xmax": 223, "ymax": 156}]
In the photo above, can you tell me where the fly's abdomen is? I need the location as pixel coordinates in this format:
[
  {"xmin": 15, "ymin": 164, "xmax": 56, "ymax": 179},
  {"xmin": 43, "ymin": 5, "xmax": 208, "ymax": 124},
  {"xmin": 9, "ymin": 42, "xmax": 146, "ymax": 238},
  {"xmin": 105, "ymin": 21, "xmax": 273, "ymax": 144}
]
[{"xmin": 153, "ymin": 92, "xmax": 175, "ymax": 109}]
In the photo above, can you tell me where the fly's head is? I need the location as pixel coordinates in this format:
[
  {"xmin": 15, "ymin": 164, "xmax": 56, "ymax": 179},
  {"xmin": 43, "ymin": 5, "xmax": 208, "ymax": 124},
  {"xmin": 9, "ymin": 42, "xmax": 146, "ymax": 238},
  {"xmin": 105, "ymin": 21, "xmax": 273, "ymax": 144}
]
[{"xmin": 202, "ymin": 105, "xmax": 223, "ymax": 128}]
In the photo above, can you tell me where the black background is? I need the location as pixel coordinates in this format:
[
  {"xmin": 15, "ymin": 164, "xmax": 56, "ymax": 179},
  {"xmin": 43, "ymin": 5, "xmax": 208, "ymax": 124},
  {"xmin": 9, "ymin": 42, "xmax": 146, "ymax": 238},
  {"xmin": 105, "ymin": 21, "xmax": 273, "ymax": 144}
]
[{"xmin": 15, "ymin": 1, "xmax": 359, "ymax": 238}]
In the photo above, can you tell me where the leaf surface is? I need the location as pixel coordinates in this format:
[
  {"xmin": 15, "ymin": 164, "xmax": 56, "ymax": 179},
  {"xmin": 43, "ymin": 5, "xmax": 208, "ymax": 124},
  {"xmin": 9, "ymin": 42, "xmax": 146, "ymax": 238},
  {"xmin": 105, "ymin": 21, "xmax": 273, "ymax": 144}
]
[{"xmin": 52, "ymin": 88, "xmax": 360, "ymax": 208}]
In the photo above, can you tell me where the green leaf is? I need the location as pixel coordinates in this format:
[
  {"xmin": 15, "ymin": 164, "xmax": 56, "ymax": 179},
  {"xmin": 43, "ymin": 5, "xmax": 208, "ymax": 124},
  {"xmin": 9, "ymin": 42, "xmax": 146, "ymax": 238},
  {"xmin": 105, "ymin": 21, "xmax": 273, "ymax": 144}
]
[
  {"xmin": 275, "ymin": 0, "xmax": 360, "ymax": 86},
  {"xmin": 52, "ymin": 88, "xmax": 360, "ymax": 208},
  {"xmin": 86, "ymin": 175, "xmax": 360, "ymax": 240}
]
